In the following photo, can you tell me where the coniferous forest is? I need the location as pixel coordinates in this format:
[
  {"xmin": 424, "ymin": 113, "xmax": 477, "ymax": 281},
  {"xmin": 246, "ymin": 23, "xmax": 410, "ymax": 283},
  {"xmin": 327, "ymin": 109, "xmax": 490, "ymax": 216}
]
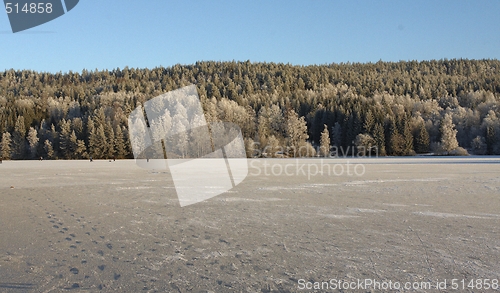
[{"xmin": 1, "ymin": 59, "xmax": 500, "ymax": 160}]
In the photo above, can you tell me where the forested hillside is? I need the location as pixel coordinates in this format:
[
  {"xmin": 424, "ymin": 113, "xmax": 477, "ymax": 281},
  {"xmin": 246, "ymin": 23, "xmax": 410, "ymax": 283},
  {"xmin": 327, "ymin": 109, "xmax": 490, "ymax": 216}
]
[{"xmin": 1, "ymin": 59, "xmax": 499, "ymax": 160}]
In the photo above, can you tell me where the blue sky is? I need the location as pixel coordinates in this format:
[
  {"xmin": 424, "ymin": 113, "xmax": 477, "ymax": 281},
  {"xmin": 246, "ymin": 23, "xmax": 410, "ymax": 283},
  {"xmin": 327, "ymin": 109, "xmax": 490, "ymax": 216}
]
[{"xmin": 1, "ymin": 0, "xmax": 499, "ymax": 73}]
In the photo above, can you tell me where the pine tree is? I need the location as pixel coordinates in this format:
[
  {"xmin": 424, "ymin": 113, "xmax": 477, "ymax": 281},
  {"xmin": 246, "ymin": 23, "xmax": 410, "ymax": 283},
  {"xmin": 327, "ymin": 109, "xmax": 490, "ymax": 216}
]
[
  {"xmin": 268, "ymin": 104, "xmax": 285, "ymax": 138},
  {"xmin": 69, "ymin": 131, "xmax": 87, "ymax": 159},
  {"xmin": 12, "ymin": 116, "xmax": 26, "ymax": 159},
  {"xmin": 94, "ymin": 124, "xmax": 108, "ymax": 159},
  {"xmin": 114, "ymin": 126, "xmax": 127, "ymax": 159},
  {"xmin": 27, "ymin": 127, "xmax": 39, "ymax": 159},
  {"xmin": 399, "ymin": 115, "xmax": 414, "ymax": 155},
  {"xmin": 1, "ymin": 132, "xmax": 12, "ymax": 159},
  {"xmin": 286, "ymin": 109, "xmax": 309, "ymax": 157},
  {"xmin": 69, "ymin": 131, "xmax": 79, "ymax": 159},
  {"xmin": 104, "ymin": 121, "xmax": 115, "ymax": 158},
  {"xmin": 76, "ymin": 140, "xmax": 88, "ymax": 159},
  {"xmin": 319, "ymin": 124, "xmax": 330, "ymax": 157},
  {"xmin": 440, "ymin": 113, "xmax": 459, "ymax": 153},
  {"xmin": 59, "ymin": 119, "xmax": 72, "ymax": 159},
  {"xmin": 471, "ymin": 135, "xmax": 487, "ymax": 155},
  {"xmin": 414, "ymin": 123, "xmax": 430, "ymax": 153},
  {"xmin": 354, "ymin": 133, "xmax": 376, "ymax": 156},
  {"xmin": 88, "ymin": 117, "xmax": 108, "ymax": 159},
  {"xmin": 257, "ymin": 106, "xmax": 270, "ymax": 147},
  {"xmin": 372, "ymin": 122, "xmax": 385, "ymax": 156},
  {"xmin": 44, "ymin": 139, "xmax": 54, "ymax": 159},
  {"xmin": 363, "ymin": 111, "xmax": 375, "ymax": 134},
  {"xmin": 386, "ymin": 118, "xmax": 401, "ymax": 155},
  {"xmin": 486, "ymin": 125, "xmax": 496, "ymax": 155},
  {"xmin": 331, "ymin": 122, "xmax": 342, "ymax": 147},
  {"xmin": 87, "ymin": 117, "xmax": 96, "ymax": 157}
]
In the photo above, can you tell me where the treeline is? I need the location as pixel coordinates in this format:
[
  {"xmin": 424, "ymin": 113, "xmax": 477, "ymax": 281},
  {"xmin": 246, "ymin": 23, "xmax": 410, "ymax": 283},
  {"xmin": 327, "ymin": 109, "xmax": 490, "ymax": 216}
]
[{"xmin": 0, "ymin": 59, "xmax": 500, "ymax": 160}]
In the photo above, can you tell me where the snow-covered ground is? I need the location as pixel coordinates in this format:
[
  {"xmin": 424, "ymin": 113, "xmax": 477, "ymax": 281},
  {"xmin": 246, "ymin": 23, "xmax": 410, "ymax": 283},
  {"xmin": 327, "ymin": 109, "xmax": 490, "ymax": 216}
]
[{"xmin": 0, "ymin": 158, "xmax": 499, "ymax": 292}]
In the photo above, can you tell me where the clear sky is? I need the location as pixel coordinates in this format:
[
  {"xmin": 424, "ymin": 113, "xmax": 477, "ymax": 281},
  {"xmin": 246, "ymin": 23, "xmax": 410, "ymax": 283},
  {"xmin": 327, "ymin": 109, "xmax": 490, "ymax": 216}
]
[{"xmin": 1, "ymin": 0, "xmax": 499, "ymax": 73}]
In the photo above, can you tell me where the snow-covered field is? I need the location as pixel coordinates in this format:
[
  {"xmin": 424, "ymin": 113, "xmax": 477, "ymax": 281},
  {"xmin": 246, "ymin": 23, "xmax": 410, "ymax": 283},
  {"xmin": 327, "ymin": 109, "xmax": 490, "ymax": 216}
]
[{"xmin": 0, "ymin": 158, "xmax": 499, "ymax": 292}]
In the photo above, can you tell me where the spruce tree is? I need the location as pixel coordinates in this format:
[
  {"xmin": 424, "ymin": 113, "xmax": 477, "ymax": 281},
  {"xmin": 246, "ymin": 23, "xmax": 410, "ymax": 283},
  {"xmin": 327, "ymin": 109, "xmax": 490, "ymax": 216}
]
[
  {"xmin": 12, "ymin": 116, "xmax": 26, "ymax": 159},
  {"xmin": 44, "ymin": 140, "xmax": 54, "ymax": 159},
  {"xmin": 1, "ymin": 132, "xmax": 12, "ymax": 160},
  {"xmin": 486, "ymin": 125, "xmax": 496, "ymax": 155},
  {"xmin": 27, "ymin": 127, "xmax": 39, "ymax": 159},
  {"xmin": 286, "ymin": 109, "xmax": 309, "ymax": 157},
  {"xmin": 414, "ymin": 123, "xmax": 430, "ymax": 153},
  {"xmin": 320, "ymin": 124, "xmax": 330, "ymax": 157},
  {"xmin": 372, "ymin": 122, "xmax": 385, "ymax": 156},
  {"xmin": 440, "ymin": 113, "xmax": 459, "ymax": 153}
]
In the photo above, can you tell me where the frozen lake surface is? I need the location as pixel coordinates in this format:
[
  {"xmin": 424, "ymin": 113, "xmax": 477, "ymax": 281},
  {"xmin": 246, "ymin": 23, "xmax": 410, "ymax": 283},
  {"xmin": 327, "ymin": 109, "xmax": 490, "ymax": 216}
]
[{"xmin": 0, "ymin": 158, "xmax": 499, "ymax": 292}]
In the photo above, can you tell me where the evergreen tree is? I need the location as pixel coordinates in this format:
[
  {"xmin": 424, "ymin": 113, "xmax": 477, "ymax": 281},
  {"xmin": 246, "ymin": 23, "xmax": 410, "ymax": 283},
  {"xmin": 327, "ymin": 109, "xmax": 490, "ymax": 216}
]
[
  {"xmin": 440, "ymin": 113, "xmax": 459, "ymax": 153},
  {"xmin": 92, "ymin": 124, "xmax": 108, "ymax": 159},
  {"xmin": 286, "ymin": 109, "xmax": 309, "ymax": 157},
  {"xmin": 58, "ymin": 119, "xmax": 72, "ymax": 159},
  {"xmin": 27, "ymin": 127, "xmax": 39, "ymax": 159},
  {"xmin": 386, "ymin": 118, "xmax": 401, "ymax": 155},
  {"xmin": 44, "ymin": 139, "xmax": 54, "ymax": 159},
  {"xmin": 104, "ymin": 121, "xmax": 115, "ymax": 158},
  {"xmin": 372, "ymin": 122, "xmax": 385, "ymax": 156},
  {"xmin": 486, "ymin": 125, "xmax": 496, "ymax": 155},
  {"xmin": 12, "ymin": 116, "xmax": 26, "ymax": 159},
  {"xmin": 414, "ymin": 123, "xmax": 430, "ymax": 153},
  {"xmin": 1, "ymin": 132, "xmax": 12, "ymax": 159},
  {"xmin": 319, "ymin": 124, "xmax": 330, "ymax": 157},
  {"xmin": 363, "ymin": 111, "xmax": 375, "ymax": 134},
  {"xmin": 331, "ymin": 122, "xmax": 342, "ymax": 147},
  {"xmin": 471, "ymin": 135, "xmax": 487, "ymax": 155},
  {"xmin": 0, "ymin": 60, "xmax": 499, "ymax": 159},
  {"xmin": 114, "ymin": 126, "xmax": 127, "ymax": 159},
  {"xmin": 354, "ymin": 133, "xmax": 376, "ymax": 156},
  {"xmin": 399, "ymin": 115, "xmax": 414, "ymax": 155}
]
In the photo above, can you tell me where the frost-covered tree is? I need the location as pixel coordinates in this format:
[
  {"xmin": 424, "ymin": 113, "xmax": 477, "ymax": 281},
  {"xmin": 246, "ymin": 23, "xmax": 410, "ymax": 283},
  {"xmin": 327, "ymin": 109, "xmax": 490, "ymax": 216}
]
[
  {"xmin": 89, "ymin": 123, "xmax": 107, "ymax": 159},
  {"xmin": 104, "ymin": 121, "xmax": 115, "ymax": 158},
  {"xmin": 257, "ymin": 106, "xmax": 270, "ymax": 147},
  {"xmin": 58, "ymin": 119, "xmax": 72, "ymax": 159},
  {"xmin": 372, "ymin": 122, "xmax": 386, "ymax": 156},
  {"xmin": 319, "ymin": 124, "xmax": 330, "ymax": 157},
  {"xmin": 1, "ymin": 132, "xmax": 12, "ymax": 159},
  {"xmin": 414, "ymin": 122, "xmax": 430, "ymax": 153},
  {"xmin": 355, "ymin": 133, "xmax": 376, "ymax": 156},
  {"xmin": 171, "ymin": 119, "xmax": 188, "ymax": 158},
  {"xmin": 44, "ymin": 139, "xmax": 54, "ymax": 159},
  {"xmin": 113, "ymin": 126, "xmax": 127, "ymax": 159},
  {"xmin": 286, "ymin": 109, "xmax": 308, "ymax": 157},
  {"xmin": 268, "ymin": 104, "xmax": 285, "ymax": 137},
  {"xmin": 27, "ymin": 127, "xmax": 39, "ymax": 159},
  {"xmin": 471, "ymin": 136, "xmax": 487, "ymax": 155},
  {"xmin": 12, "ymin": 116, "xmax": 26, "ymax": 159},
  {"xmin": 440, "ymin": 113, "xmax": 459, "ymax": 153},
  {"xmin": 265, "ymin": 135, "xmax": 282, "ymax": 158}
]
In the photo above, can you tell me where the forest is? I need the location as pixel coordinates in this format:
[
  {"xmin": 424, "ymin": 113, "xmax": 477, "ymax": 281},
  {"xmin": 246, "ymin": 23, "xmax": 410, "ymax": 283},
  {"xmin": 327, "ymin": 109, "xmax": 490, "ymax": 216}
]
[{"xmin": 0, "ymin": 59, "xmax": 499, "ymax": 160}]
